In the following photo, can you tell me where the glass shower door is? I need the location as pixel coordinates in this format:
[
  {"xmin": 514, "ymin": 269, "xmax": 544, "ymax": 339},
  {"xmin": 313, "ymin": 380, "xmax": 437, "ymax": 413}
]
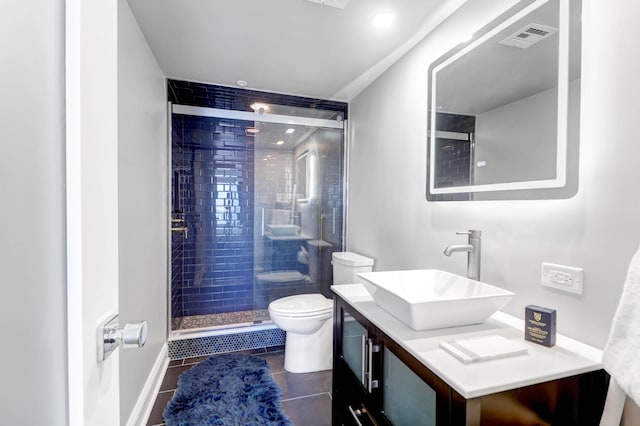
[
  {"xmin": 170, "ymin": 103, "xmax": 345, "ymax": 331},
  {"xmin": 253, "ymin": 118, "xmax": 344, "ymax": 318}
]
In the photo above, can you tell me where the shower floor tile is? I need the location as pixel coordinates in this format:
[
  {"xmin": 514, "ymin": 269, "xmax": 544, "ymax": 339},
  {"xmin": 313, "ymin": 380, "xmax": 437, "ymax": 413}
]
[
  {"xmin": 172, "ymin": 309, "xmax": 270, "ymax": 330},
  {"xmin": 146, "ymin": 349, "xmax": 331, "ymax": 426}
]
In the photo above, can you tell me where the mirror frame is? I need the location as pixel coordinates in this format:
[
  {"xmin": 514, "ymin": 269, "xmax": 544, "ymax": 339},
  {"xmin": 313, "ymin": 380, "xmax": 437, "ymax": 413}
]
[{"xmin": 427, "ymin": 0, "xmax": 581, "ymax": 201}]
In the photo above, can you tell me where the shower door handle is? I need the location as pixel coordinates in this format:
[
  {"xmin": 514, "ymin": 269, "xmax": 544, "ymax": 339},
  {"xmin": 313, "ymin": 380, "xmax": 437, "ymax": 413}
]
[{"xmin": 261, "ymin": 208, "xmax": 265, "ymax": 237}]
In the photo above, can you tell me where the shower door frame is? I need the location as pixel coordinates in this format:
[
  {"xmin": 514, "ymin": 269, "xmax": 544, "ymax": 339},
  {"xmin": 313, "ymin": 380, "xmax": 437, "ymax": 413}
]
[{"xmin": 166, "ymin": 102, "xmax": 348, "ymax": 337}]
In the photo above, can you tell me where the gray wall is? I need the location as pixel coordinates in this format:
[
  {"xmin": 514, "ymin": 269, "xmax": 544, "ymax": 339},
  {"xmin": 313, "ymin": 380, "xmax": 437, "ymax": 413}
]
[
  {"xmin": 475, "ymin": 85, "xmax": 558, "ymax": 185},
  {"xmin": 118, "ymin": 0, "xmax": 168, "ymax": 423},
  {"xmin": 347, "ymin": 0, "xmax": 640, "ymax": 349},
  {"xmin": 0, "ymin": 0, "xmax": 68, "ymax": 424}
]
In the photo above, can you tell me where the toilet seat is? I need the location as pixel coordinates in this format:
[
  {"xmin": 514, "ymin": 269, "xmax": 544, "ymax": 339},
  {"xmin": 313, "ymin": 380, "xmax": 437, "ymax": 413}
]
[
  {"xmin": 270, "ymin": 310, "xmax": 333, "ymax": 321},
  {"xmin": 268, "ymin": 293, "xmax": 332, "ymax": 317}
]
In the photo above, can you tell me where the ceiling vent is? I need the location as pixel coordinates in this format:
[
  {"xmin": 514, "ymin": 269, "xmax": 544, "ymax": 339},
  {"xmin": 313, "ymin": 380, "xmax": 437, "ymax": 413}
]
[
  {"xmin": 306, "ymin": 0, "xmax": 349, "ymax": 9},
  {"xmin": 499, "ymin": 23, "xmax": 558, "ymax": 49}
]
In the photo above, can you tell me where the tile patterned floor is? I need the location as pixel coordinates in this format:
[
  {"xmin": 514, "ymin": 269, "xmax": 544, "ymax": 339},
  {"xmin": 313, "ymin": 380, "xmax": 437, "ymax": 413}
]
[{"xmin": 146, "ymin": 348, "xmax": 332, "ymax": 426}]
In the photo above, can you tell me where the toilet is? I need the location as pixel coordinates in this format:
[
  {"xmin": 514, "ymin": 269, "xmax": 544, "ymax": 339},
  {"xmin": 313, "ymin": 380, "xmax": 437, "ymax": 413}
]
[{"xmin": 268, "ymin": 251, "xmax": 374, "ymax": 373}]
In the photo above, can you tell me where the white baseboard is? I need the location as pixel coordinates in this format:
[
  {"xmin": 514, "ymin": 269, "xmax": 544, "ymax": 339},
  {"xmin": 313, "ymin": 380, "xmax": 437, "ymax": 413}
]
[{"xmin": 127, "ymin": 343, "xmax": 169, "ymax": 426}]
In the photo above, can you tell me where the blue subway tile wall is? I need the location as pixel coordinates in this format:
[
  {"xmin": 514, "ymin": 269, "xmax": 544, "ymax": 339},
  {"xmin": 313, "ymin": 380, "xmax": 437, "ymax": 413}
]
[
  {"xmin": 262, "ymin": 239, "xmax": 308, "ymax": 272},
  {"xmin": 431, "ymin": 112, "xmax": 475, "ymax": 202},
  {"xmin": 169, "ymin": 80, "xmax": 348, "ymax": 325},
  {"xmin": 172, "ymin": 114, "xmax": 255, "ymax": 317},
  {"xmin": 168, "ymin": 79, "xmax": 348, "ymax": 118},
  {"xmin": 168, "ymin": 327, "xmax": 286, "ymax": 360},
  {"xmin": 435, "ymin": 138, "xmax": 472, "ymax": 187}
]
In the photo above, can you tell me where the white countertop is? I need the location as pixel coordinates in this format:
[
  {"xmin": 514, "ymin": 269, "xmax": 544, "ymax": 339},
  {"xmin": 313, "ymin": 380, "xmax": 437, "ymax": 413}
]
[{"xmin": 332, "ymin": 284, "xmax": 603, "ymax": 399}]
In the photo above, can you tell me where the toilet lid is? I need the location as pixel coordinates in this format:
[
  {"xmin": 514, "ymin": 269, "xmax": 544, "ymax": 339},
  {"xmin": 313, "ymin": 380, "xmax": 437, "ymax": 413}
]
[{"xmin": 269, "ymin": 293, "xmax": 333, "ymax": 316}]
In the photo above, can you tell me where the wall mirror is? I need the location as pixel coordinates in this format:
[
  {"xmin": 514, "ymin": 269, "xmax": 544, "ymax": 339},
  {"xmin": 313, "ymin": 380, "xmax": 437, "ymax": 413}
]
[
  {"xmin": 427, "ymin": 0, "xmax": 581, "ymax": 201},
  {"xmin": 296, "ymin": 149, "xmax": 318, "ymax": 202},
  {"xmin": 296, "ymin": 151, "xmax": 308, "ymax": 199}
]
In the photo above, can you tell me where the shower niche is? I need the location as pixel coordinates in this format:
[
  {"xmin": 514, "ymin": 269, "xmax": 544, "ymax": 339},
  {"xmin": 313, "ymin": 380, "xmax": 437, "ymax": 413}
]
[{"xmin": 169, "ymin": 80, "xmax": 347, "ymax": 333}]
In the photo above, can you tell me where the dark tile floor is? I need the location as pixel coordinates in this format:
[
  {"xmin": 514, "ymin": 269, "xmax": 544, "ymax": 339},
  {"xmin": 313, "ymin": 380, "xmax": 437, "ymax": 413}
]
[{"xmin": 146, "ymin": 348, "xmax": 332, "ymax": 426}]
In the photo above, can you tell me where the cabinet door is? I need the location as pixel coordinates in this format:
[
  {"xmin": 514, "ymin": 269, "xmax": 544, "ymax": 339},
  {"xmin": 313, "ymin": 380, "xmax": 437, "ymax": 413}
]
[
  {"xmin": 334, "ymin": 300, "xmax": 382, "ymax": 426},
  {"xmin": 341, "ymin": 308, "xmax": 382, "ymax": 394},
  {"xmin": 339, "ymin": 371, "xmax": 379, "ymax": 426},
  {"xmin": 382, "ymin": 347, "xmax": 437, "ymax": 426},
  {"xmin": 342, "ymin": 311, "xmax": 368, "ymax": 386}
]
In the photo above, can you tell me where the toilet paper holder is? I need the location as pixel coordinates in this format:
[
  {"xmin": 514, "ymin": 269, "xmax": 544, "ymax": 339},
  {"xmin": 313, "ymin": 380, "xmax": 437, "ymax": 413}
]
[{"xmin": 98, "ymin": 314, "xmax": 148, "ymax": 362}]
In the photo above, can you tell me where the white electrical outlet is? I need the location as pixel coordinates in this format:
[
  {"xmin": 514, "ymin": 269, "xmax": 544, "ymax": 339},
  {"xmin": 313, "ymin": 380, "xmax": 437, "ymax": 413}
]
[{"xmin": 541, "ymin": 262, "xmax": 584, "ymax": 295}]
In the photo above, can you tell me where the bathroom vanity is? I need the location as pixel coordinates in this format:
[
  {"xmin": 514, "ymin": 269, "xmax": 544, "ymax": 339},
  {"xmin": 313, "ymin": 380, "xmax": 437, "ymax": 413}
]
[{"xmin": 331, "ymin": 284, "xmax": 608, "ymax": 426}]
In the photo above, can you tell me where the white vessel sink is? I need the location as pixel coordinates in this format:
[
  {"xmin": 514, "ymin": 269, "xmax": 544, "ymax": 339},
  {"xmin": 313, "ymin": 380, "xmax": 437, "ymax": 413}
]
[
  {"xmin": 265, "ymin": 224, "xmax": 300, "ymax": 236},
  {"xmin": 357, "ymin": 269, "xmax": 514, "ymax": 331}
]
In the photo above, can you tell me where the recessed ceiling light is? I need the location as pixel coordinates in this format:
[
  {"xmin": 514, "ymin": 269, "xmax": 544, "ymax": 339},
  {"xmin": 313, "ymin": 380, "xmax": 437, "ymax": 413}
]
[
  {"xmin": 285, "ymin": 128, "xmax": 295, "ymax": 135},
  {"xmin": 372, "ymin": 12, "xmax": 394, "ymax": 29},
  {"xmin": 275, "ymin": 140, "xmax": 285, "ymax": 145},
  {"xmin": 250, "ymin": 102, "xmax": 270, "ymax": 114},
  {"xmin": 245, "ymin": 127, "xmax": 260, "ymax": 135},
  {"xmin": 236, "ymin": 80, "xmax": 248, "ymax": 87}
]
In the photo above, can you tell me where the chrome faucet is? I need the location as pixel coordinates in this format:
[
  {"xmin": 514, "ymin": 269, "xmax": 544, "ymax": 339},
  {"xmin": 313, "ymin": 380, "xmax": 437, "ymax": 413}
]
[{"xmin": 443, "ymin": 230, "xmax": 481, "ymax": 281}]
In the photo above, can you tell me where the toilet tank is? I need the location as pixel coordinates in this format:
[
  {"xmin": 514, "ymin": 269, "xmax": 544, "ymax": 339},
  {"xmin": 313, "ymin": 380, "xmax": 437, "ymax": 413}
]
[{"xmin": 332, "ymin": 252, "xmax": 374, "ymax": 285}]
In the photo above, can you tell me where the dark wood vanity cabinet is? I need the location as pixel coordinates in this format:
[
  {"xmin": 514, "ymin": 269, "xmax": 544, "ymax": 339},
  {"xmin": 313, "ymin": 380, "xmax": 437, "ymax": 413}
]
[{"xmin": 332, "ymin": 296, "xmax": 609, "ymax": 426}]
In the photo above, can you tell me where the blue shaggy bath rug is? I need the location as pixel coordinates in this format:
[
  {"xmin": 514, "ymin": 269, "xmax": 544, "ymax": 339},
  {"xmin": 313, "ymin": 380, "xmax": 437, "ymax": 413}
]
[{"xmin": 163, "ymin": 353, "xmax": 292, "ymax": 426}]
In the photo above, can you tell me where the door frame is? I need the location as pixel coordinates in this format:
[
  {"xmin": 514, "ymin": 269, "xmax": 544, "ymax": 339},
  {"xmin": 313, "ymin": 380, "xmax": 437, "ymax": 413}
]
[{"xmin": 65, "ymin": 0, "xmax": 121, "ymax": 424}]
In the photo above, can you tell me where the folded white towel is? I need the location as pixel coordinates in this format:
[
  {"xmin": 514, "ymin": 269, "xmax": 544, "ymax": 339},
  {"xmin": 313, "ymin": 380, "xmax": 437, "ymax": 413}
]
[
  {"xmin": 440, "ymin": 335, "xmax": 528, "ymax": 364},
  {"xmin": 601, "ymin": 244, "xmax": 640, "ymax": 424}
]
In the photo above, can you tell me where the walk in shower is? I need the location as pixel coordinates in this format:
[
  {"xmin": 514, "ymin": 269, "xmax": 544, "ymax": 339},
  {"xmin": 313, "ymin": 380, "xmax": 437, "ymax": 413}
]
[{"xmin": 168, "ymin": 81, "xmax": 347, "ymax": 336}]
